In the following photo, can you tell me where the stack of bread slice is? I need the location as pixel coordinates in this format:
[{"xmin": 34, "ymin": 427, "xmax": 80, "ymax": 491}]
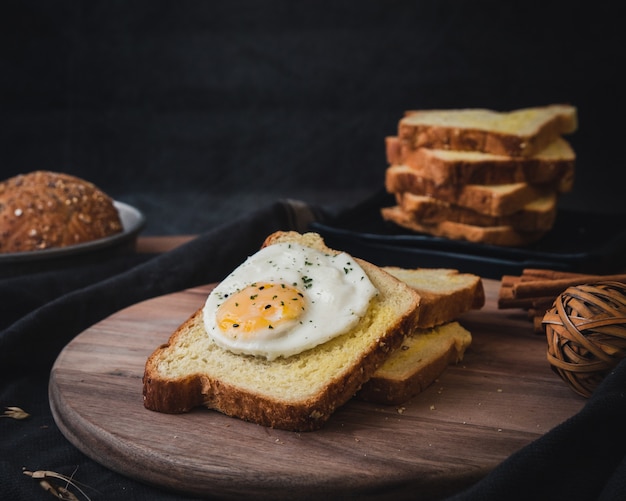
[
  {"xmin": 358, "ymin": 266, "xmax": 484, "ymax": 405},
  {"xmin": 381, "ymin": 104, "xmax": 578, "ymax": 246}
]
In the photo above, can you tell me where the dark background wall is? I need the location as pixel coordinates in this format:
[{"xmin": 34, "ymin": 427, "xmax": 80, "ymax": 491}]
[{"xmin": 1, "ymin": 1, "xmax": 624, "ymax": 235}]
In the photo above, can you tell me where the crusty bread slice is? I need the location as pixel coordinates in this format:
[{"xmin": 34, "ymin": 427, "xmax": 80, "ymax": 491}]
[
  {"xmin": 359, "ymin": 268, "xmax": 483, "ymax": 404},
  {"xmin": 398, "ymin": 104, "xmax": 577, "ymax": 157},
  {"xmin": 396, "ymin": 191, "xmax": 558, "ymax": 232},
  {"xmin": 385, "ymin": 164, "xmax": 553, "ymax": 217},
  {"xmin": 358, "ymin": 321, "xmax": 472, "ymax": 405},
  {"xmin": 385, "ymin": 136, "xmax": 575, "ymax": 192},
  {"xmin": 381, "ymin": 205, "xmax": 546, "ymax": 246},
  {"xmin": 382, "ymin": 267, "xmax": 485, "ymax": 328},
  {"xmin": 143, "ymin": 231, "xmax": 421, "ymax": 432}
]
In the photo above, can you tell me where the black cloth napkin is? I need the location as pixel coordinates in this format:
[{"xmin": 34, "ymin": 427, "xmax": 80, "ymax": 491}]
[{"xmin": 2, "ymin": 199, "xmax": 626, "ymax": 500}]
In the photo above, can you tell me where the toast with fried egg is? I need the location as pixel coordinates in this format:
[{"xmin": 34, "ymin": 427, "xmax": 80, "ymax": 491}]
[{"xmin": 143, "ymin": 231, "xmax": 421, "ymax": 431}]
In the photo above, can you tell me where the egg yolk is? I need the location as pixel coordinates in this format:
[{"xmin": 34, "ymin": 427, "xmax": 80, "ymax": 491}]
[{"xmin": 216, "ymin": 282, "xmax": 306, "ymax": 339}]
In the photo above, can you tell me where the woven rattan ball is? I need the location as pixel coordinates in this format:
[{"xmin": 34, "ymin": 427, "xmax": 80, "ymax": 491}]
[{"xmin": 543, "ymin": 281, "xmax": 626, "ymax": 398}]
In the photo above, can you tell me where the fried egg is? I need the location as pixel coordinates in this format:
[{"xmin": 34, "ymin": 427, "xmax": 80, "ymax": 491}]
[{"xmin": 202, "ymin": 242, "xmax": 378, "ymax": 360}]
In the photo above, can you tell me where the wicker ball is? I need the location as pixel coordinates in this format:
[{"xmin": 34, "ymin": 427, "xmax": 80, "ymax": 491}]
[{"xmin": 543, "ymin": 281, "xmax": 626, "ymax": 398}]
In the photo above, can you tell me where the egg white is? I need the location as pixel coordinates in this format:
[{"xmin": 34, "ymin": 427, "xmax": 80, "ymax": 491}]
[{"xmin": 202, "ymin": 242, "xmax": 378, "ymax": 360}]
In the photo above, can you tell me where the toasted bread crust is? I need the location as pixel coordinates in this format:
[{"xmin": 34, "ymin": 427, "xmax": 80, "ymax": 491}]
[
  {"xmin": 143, "ymin": 310, "xmax": 213, "ymax": 414},
  {"xmin": 381, "ymin": 205, "xmax": 546, "ymax": 247},
  {"xmin": 395, "ymin": 191, "xmax": 558, "ymax": 232},
  {"xmin": 359, "ymin": 322, "xmax": 471, "ymax": 405},
  {"xmin": 385, "ymin": 136, "xmax": 575, "ymax": 192},
  {"xmin": 398, "ymin": 105, "xmax": 577, "ymax": 157},
  {"xmin": 382, "ymin": 267, "xmax": 484, "ymax": 328},
  {"xmin": 358, "ymin": 341, "xmax": 456, "ymax": 404},
  {"xmin": 385, "ymin": 165, "xmax": 553, "ymax": 217}
]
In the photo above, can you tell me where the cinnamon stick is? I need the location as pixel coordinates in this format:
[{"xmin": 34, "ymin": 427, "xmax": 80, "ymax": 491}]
[
  {"xmin": 511, "ymin": 274, "xmax": 626, "ymax": 300},
  {"xmin": 519, "ymin": 269, "xmax": 596, "ymax": 281},
  {"xmin": 498, "ymin": 295, "xmax": 555, "ymax": 310}
]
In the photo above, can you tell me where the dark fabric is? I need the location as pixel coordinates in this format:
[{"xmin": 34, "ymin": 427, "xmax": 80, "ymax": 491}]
[{"xmin": 2, "ymin": 200, "xmax": 626, "ymax": 500}]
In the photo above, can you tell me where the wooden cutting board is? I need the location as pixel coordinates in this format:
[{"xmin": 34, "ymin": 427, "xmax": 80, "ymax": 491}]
[{"xmin": 49, "ymin": 279, "xmax": 585, "ymax": 500}]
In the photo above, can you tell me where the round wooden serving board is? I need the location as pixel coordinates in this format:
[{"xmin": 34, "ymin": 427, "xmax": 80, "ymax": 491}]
[{"xmin": 49, "ymin": 279, "xmax": 585, "ymax": 500}]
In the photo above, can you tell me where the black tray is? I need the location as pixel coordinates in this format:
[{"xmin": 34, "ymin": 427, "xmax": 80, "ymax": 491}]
[{"xmin": 309, "ymin": 191, "xmax": 626, "ymax": 279}]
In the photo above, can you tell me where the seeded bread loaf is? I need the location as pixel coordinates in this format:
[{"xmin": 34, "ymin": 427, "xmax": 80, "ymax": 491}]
[
  {"xmin": 385, "ymin": 136, "xmax": 575, "ymax": 192},
  {"xmin": 143, "ymin": 231, "xmax": 421, "ymax": 431},
  {"xmin": 398, "ymin": 104, "xmax": 577, "ymax": 157},
  {"xmin": 0, "ymin": 170, "xmax": 123, "ymax": 253}
]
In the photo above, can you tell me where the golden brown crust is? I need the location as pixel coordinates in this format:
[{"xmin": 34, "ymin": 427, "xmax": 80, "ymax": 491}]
[
  {"xmin": 358, "ymin": 321, "xmax": 472, "ymax": 405},
  {"xmin": 385, "ymin": 136, "xmax": 575, "ymax": 192},
  {"xmin": 396, "ymin": 192, "xmax": 558, "ymax": 232},
  {"xmin": 0, "ymin": 170, "xmax": 123, "ymax": 252},
  {"xmin": 358, "ymin": 341, "xmax": 458, "ymax": 405},
  {"xmin": 398, "ymin": 105, "xmax": 577, "ymax": 157},
  {"xmin": 383, "ymin": 267, "xmax": 485, "ymax": 328},
  {"xmin": 142, "ymin": 312, "xmax": 207, "ymax": 413},
  {"xmin": 385, "ymin": 165, "xmax": 553, "ymax": 217},
  {"xmin": 381, "ymin": 205, "xmax": 546, "ymax": 247}
]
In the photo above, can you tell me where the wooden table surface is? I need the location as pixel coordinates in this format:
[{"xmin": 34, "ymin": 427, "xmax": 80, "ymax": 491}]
[{"xmin": 48, "ymin": 242, "xmax": 587, "ymax": 500}]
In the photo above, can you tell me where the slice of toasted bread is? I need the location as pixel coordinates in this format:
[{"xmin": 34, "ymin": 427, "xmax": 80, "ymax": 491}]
[
  {"xmin": 143, "ymin": 231, "xmax": 421, "ymax": 431},
  {"xmin": 385, "ymin": 164, "xmax": 553, "ymax": 217},
  {"xmin": 398, "ymin": 104, "xmax": 577, "ymax": 157},
  {"xmin": 359, "ymin": 267, "xmax": 483, "ymax": 405},
  {"xmin": 385, "ymin": 136, "xmax": 575, "ymax": 192},
  {"xmin": 396, "ymin": 191, "xmax": 558, "ymax": 232},
  {"xmin": 382, "ymin": 267, "xmax": 484, "ymax": 328},
  {"xmin": 381, "ymin": 205, "xmax": 546, "ymax": 246},
  {"xmin": 358, "ymin": 321, "xmax": 472, "ymax": 405}
]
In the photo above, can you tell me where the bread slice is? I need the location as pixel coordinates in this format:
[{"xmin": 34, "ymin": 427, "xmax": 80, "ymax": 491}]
[
  {"xmin": 385, "ymin": 164, "xmax": 553, "ymax": 217},
  {"xmin": 358, "ymin": 268, "xmax": 482, "ymax": 404},
  {"xmin": 143, "ymin": 231, "xmax": 421, "ymax": 431},
  {"xmin": 398, "ymin": 104, "xmax": 577, "ymax": 157},
  {"xmin": 381, "ymin": 205, "xmax": 546, "ymax": 246},
  {"xmin": 382, "ymin": 267, "xmax": 485, "ymax": 328},
  {"xmin": 358, "ymin": 321, "xmax": 472, "ymax": 405},
  {"xmin": 385, "ymin": 136, "xmax": 575, "ymax": 192},
  {"xmin": 396, "ymin": 191, "xmax": 558, "ymax": 232}
]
